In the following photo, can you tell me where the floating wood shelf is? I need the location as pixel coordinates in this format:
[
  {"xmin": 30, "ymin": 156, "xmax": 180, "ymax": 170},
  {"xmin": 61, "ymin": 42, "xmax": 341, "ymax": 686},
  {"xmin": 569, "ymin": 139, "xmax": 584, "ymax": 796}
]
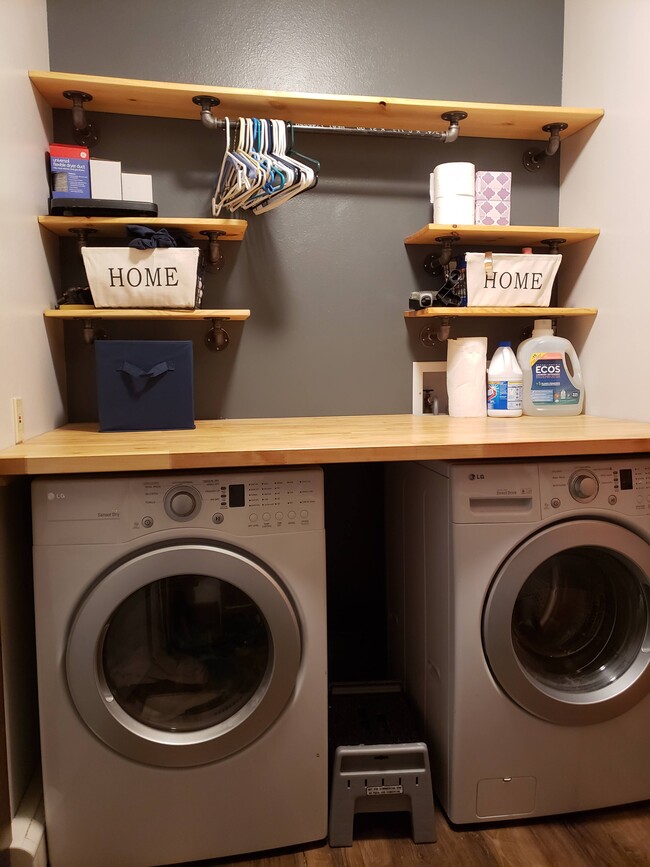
[
  {"xmin": 29, "ymin": 70, "xmax": 603, "ymax": 141},
  {"xmin": 39, "ymin": 216, "xmax": 247, "ymax": 241},
  {"xmin": 404, "ymin": 225, "xmax": 600, "ymax": 247},
  {"xmin": 45, "ymin": 306, "xmax": 250, "ymax": 321},
  {"xmin": 404, "ymin": 306, "xmax": 597, "ymax": 319}
]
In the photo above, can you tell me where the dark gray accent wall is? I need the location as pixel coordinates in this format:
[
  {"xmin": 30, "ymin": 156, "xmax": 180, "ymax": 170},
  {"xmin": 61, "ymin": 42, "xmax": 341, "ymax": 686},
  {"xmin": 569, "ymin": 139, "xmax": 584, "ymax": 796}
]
[{"xmin": 48, "ymin": 0, "xmax": 565, "ymax": 421}]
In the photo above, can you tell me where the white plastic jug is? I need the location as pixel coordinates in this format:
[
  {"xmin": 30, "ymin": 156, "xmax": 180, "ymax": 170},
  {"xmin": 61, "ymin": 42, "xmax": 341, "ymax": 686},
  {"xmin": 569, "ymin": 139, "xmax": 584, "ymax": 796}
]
[
  {"xmin": 516, "ymin": 319, "xmax": 584, "ymax": 416},
  {"xmin": 487, "ymin": 342, "xmax": 523, "ymax": 417}
]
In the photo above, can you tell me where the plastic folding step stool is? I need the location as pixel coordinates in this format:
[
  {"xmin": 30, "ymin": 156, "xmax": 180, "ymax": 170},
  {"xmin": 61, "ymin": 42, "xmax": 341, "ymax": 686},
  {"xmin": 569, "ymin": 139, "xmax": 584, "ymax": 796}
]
[
  {"xmin": 329, "ymin": 741, "xmax": 436, "ymax": 846},
  {"xmin": 328, "ymin": 683, "xmax": 436, "ymax": 847}
]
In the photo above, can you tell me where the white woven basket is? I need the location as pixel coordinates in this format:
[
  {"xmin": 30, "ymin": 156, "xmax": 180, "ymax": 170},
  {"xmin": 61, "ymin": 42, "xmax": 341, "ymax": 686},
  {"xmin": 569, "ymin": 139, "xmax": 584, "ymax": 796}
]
[
  {"xmin": 466, "ymin": 252, "xmax": 561, "ymax": 306},
  {"xmin": 81, "ymin": 247, "xmax": 200, "ymax": 308}
]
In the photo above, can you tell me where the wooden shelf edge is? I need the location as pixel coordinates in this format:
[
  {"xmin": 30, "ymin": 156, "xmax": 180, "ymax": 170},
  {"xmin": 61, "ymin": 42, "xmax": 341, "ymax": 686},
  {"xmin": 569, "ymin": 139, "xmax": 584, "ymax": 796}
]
[
  {"xmin": 404, "ymin": 307, "xmax": 598, "ymax": 318},
  {"xmin": 1, "ymin": 415, "xmax": 649, "ymax": 477},
  {"xmin": 38, "ymin": 216, "xmax": 248, "ymax": 241},
  {"xmin": 29, "ymin": 70, "xmax": 603, "ymax": 141},
  {"xmin": 404, "ymin": 225, "xmax": 600, "ymax": 246},
  {"xmin": 44, "ymin": 306, "xmax": 250, "ymax": 321}
]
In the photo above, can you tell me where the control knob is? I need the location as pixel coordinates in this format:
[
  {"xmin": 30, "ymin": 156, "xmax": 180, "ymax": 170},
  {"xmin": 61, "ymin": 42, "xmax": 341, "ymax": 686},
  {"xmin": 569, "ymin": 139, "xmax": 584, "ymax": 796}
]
[
  {"xmin": 568, "ymin": 470, "xmax": 599, "ymax": 502},
  {"xmin": 164, "ymin": 486, "xmax": 201, "ymax": 520}
]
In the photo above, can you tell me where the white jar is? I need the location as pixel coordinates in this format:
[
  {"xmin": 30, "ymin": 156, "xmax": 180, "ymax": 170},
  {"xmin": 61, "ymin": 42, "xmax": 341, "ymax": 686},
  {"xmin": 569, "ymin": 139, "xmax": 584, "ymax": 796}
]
[{"xmin": 487, "ymin": 341, "xmax": 523, "ymax": 417}]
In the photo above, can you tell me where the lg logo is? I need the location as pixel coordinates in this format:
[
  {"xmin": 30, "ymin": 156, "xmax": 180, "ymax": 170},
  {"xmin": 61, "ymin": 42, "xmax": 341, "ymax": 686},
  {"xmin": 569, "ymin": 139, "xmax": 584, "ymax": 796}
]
[
  {"xmin": 468, "ymin": 473, "xmax": 485, "ymax": 481},
  {"xmin": 47, "ymin": 492, "xmax": 66, "ymax": 500}
]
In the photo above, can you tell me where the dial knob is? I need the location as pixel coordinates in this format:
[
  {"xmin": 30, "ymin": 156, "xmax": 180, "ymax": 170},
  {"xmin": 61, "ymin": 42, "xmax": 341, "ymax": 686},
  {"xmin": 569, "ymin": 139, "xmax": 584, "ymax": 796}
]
[
  {"xmin": 164, "ymin": 486, "xmax": 201, "ymax": 520},
  {"xmin": 170, "ymin": 491, "xmax": 196, "ymax": 517},
  {"xmin": 569, "ymin": 471, "xmax": 599, "ymax": 502}
]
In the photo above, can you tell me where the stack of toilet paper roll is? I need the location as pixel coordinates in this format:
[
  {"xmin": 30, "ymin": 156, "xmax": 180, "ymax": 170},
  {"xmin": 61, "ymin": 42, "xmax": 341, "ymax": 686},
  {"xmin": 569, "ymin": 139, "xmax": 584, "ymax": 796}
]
[
  {"xmin": 446, "ymin": 337, "xmax": 487, "ymax": 417},
  {"xmin": 430, "ymin": 162, "xmax": 475, "ymax": 224}
]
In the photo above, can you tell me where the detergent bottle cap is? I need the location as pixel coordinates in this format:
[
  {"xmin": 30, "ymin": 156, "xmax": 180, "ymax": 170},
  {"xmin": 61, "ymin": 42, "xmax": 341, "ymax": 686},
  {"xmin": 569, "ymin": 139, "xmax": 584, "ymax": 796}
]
[{"xmin": 532, "ymin": 319, "xmax": 554, "ymax": 335}]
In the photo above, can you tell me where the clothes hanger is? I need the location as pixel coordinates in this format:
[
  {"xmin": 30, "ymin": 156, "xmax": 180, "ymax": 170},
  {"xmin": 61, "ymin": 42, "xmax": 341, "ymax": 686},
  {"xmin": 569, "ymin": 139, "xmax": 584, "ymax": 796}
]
[{"xmin": 253, "ymin": 121, "xmax": 317, "ymax": 213}]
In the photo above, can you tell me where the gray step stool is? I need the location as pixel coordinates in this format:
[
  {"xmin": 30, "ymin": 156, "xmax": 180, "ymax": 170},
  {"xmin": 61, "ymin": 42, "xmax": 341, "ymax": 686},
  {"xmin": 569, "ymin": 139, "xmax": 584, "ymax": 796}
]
[
  {"xmin": 329, "ymin": 741, "xmax": 436, "ymax": 846},
  {"xmin": 328, "ymin": 683, "xmax": 436, "ymax": 847}
]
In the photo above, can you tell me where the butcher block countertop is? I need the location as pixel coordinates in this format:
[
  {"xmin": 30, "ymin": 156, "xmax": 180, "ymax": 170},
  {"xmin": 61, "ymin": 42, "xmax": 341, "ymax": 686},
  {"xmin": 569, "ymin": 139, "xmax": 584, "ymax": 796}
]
[{"xmin": 0, "ymin": 415, "xmax": 649, "ymax": 476}]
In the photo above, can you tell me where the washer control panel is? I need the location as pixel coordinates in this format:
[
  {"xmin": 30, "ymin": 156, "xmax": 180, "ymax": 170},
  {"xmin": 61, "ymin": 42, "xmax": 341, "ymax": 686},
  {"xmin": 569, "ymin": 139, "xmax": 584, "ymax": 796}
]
[
  {"xmin": 32, "ymin": 468, "xmax": 324, "ymax": 545},
  {"xmin": 139, "ymin": 469, "xmax": 323, "ymax": 534},
  {"xmin": 540, "ymin": 458, "xmax": 650, "ymax": 517}
]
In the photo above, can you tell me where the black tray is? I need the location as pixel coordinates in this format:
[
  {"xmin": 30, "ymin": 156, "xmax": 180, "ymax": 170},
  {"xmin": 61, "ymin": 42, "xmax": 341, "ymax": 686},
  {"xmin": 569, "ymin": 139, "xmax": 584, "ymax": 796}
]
[{"xmin": 48, "ymin": 199, "xmax": 158, "ymax": 217}]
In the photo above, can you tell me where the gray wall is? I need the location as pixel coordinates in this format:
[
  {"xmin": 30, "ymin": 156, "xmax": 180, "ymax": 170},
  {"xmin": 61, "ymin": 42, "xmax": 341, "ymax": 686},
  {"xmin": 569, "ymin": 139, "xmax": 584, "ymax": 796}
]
[{"xmin": 48, "ymin": 0, "xmax": 565, "ymax": 421}]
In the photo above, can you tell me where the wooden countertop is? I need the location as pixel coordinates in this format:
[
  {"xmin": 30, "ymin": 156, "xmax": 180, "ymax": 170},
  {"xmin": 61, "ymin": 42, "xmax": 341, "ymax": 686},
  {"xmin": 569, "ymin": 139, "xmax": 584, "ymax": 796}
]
[{"xmin": 0, "ymin": 415, "xmax": 649, "ymax": 476}]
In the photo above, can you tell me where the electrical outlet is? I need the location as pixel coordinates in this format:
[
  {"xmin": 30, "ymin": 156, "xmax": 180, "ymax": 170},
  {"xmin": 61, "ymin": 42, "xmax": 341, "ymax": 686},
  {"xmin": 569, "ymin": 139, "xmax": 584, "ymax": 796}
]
[{"xmin": 12, "ymin": 397, "xmax": 24, "ymax": 443}]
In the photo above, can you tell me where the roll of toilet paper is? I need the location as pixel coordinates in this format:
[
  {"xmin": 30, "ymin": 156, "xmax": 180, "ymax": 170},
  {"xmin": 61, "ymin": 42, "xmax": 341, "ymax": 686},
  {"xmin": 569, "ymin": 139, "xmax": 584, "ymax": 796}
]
[
  {"xmin": 431, "ymin": 162, "xmax": 475, "ymax": 199},
  {"xmin": 446, "ymin": 337, "xmax": 488, "ymax": 417},
  {"xmin": 433, "ymin": 194, "xmax": 475, "ymax": 225}
]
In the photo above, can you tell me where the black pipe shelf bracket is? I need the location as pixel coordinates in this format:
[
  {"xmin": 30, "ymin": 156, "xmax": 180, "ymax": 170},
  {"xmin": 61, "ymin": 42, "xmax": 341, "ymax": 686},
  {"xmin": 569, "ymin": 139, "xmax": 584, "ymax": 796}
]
[
  {"xmin": 523, "ymin": 122, "xmax": 569, "ymax": 172},
  {"xmin": 192, "ymin": 95, "xmax": 468, "ymax": 142},
  {"xmin": 420, "ymin": 319, "xmax": 451, "ymax": 345},
  {"xmin": 205, "ymin": 318, "xmax": 230, "ymax": 351},
  {"xmin": 541, "ymin": 237, "xmax": 567, "ymax": 255},
  {"xmin": 81, "ymin": 319, "xmax": 107, "ymax": 346},
  {"xmin": 200, "ymin": 229, "xmax": 226, "ymax": 271},
  {"xmin": 63, "ymin": 90, "xmax": 99, "ymax": 148},
  {"xmin": 423, "ymin": 232, "xmax": 460, "ymax": 276},
  {"xmin": 69, "ymin": 227, "xmax": 98, "ymax": 257}
]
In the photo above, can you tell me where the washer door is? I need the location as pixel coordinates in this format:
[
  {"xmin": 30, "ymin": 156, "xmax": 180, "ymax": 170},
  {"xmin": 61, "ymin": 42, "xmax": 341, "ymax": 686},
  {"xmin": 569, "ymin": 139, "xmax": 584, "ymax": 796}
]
[
  {"xmin": 67, "ymin": 542, "xmax": 301, "ymax": 767},
  {"xmin": 483, "ymin": 519, "xmax": 650, "ymax": 725}
]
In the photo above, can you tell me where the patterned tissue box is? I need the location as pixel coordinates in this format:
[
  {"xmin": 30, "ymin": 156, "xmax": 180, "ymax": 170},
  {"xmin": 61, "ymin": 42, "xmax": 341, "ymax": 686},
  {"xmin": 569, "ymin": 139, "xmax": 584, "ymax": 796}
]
[{"xmin": 475, "ymin": 170, "xmax": 511, "ymax": 226}]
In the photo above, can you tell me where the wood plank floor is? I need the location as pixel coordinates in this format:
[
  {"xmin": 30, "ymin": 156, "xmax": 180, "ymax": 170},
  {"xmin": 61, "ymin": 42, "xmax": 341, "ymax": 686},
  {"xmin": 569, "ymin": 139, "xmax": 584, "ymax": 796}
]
[{"xmin": 182, "ymin": 801, "xmax": 650, "ymax": 867}]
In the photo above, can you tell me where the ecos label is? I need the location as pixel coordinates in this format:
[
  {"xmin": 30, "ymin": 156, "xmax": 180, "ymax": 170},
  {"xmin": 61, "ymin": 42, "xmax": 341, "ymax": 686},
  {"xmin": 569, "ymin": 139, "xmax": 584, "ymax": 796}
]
[{"xmin": 529, "ymin": 352, "xmax": 580, "ymax": 405}]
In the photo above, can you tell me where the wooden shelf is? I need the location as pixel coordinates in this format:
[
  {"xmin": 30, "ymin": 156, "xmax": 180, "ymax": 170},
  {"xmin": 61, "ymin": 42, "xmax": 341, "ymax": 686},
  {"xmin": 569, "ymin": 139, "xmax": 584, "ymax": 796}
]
[
  {"xmin": 45, "ymin": 306, "xmax": 250, "ymax": 321},
  {"xmin": 404, "ymin": 306, "xmax": 597, "ymax": 319},
  {"xmin": 39, "ymin": 216, "xmax": 247, "ymax": 241},
  {"xmin": 0, "ymin": 415, "xmax": 648, "ymax": 477},
  {"xmin": 29, "ymin": 70, "xmax": 603, "ymax": 141},
  {"xmin": 404, "ymin": 225, "xmax": 600, "ymax": 246}
]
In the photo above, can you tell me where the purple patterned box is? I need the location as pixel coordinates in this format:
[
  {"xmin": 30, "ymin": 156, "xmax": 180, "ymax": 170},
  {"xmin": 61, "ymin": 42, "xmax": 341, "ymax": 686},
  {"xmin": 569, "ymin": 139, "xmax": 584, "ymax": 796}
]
[{"xmin": 475, "ymin": 170, "xmax": 511, "ymax": 226}]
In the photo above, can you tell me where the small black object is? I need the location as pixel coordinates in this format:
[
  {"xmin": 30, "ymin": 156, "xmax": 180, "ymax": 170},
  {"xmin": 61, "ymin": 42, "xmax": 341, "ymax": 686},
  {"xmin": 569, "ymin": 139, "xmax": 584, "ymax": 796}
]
[
  {"xmin": 409, "ymin": 290, "xmax": 434, "ymax": 310},
  {"xmin": 48, "ymin": 198, "xmax": 158, "ymax": 217},
  {"xmin": 434, "ymin": 268, "xmax": 463, "ymax": 307}
]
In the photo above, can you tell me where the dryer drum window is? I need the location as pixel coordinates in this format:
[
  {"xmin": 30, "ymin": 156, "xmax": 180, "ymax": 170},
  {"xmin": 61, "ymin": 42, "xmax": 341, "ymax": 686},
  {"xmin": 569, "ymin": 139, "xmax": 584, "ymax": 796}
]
[
  {"xmin": 483, "ymin": 519, "xmax": 650, "ymax": 726},
  {"xmin": 102, "ymin": 574, "xmax": 271, "ymax": 733}
]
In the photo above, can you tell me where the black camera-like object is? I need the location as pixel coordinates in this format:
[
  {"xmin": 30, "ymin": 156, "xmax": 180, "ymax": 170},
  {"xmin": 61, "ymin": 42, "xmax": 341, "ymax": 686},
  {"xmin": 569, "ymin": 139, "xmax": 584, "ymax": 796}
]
[{"xmin": 409, "ymin": 290, "xmax": 434, "ymax": 309}]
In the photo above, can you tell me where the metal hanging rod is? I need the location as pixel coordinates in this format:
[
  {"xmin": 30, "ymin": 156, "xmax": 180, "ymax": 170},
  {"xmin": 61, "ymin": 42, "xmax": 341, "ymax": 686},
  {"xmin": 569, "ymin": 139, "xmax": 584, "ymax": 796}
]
[{"xmin": 191, "ymin": 96, "xmax": 467, "ymax": 143}]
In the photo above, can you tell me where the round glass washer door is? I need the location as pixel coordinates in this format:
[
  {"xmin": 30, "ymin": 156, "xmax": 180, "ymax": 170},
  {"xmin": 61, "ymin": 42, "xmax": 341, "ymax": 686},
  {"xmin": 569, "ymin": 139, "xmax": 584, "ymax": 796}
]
[
  {"xmin": 483, "ymin": 520, "xmax": 650, "ymax": 725},
  {"xmin": 66, "ymin": 542, "xmax": 301, "ymax": 767}
]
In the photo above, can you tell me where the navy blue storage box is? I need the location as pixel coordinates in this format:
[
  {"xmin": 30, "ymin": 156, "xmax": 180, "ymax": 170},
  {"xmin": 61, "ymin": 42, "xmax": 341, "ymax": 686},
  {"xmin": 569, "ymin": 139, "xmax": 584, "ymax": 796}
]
[{"xmin": 95, "ymin": 340, "xmax": 195, "ymax": 432}]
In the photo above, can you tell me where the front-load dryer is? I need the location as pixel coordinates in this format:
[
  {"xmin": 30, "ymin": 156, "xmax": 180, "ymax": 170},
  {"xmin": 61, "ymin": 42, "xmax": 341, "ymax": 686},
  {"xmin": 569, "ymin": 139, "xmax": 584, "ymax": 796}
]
[
  {"xmin": 31, "ymin": 468, "xmax": 327, "ymax": 867},
  {"xmin": 386, "ymin": 458, "xmax": 650, "ymax": 824}
]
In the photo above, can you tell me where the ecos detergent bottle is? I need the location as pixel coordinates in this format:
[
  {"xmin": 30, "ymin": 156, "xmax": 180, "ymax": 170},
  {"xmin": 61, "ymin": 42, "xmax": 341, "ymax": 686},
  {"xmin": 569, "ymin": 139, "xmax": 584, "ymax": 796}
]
[{"xmin": 516, "ymin": 319, "xmax": 584, "ymax": 416}]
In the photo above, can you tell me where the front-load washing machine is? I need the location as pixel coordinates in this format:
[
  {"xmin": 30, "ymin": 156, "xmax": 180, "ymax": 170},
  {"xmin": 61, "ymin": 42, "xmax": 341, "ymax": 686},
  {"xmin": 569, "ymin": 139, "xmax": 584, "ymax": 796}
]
[
  {"xmin": 386, "ymin": 457, "xmax": 650, "ymax": 824},
  {"xmin": 31, "ymin": 468, "xmax": 327, "ymax": 867}
]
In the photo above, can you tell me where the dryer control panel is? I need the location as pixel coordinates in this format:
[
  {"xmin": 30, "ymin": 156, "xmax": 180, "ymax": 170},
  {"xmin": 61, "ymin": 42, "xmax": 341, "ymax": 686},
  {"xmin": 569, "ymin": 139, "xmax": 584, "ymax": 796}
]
[
  {"xmin": 32, "ymin": 468, "xmax": 324, "ymax": 545},
  {"xmin": 539, "ymin": 457, "xmax": 650, "ymax": 517}
]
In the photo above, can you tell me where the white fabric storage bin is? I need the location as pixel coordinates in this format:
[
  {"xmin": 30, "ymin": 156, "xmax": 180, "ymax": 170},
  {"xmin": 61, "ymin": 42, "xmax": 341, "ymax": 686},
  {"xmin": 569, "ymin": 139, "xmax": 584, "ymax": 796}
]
[
  {"xmin": 81, "ymin": 246, "xmax": 200, "ymax": 308},
  {"xmin": 465, "ymin": 252, "xmax": 562, "ymax": 307}
]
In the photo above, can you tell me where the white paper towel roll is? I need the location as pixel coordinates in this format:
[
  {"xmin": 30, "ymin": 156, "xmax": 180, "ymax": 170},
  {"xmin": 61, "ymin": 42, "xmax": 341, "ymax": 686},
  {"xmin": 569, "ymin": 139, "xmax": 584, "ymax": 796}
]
[
  {"xmin": 432, "ymin": 162, "xmax": 475, "ymax": 198},
  {"xmin": 446, "ymin": 337, "xmax": 488, "ymax": 417},
  {"xmin": 433, "ymin": 194, "xmax": 475, "ymax": 225}
]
